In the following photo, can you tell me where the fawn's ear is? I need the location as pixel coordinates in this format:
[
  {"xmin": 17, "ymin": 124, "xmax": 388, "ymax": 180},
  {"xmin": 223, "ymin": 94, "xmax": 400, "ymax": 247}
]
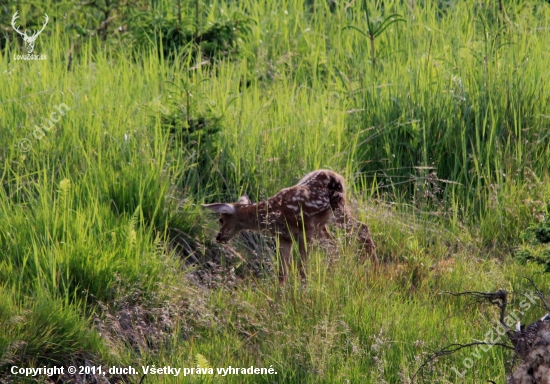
[
  {"xmin": 237, "ymin": 194, "xmax": 252, "ymax": 205},
  {"xmin": 201, "ymin": 203, "xmax": 236, "ymax": 215}
]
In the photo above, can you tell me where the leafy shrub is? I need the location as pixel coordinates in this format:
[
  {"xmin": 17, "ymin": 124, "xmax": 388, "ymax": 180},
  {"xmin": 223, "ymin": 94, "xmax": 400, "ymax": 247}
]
[
  {"xmin": 195, "ymin": 16, "xmax": 252, "ymax": 61},
  {"xmin": 128, "ymin": 9, "xmax": 252, "ymax": 61},
  {"xmin": 515, "ymin": 247, "xmax": 550, "ymax": 273},
  {"xmin": 157, "ymin": 91, "xmax": 226, "ymax": 198},
  {"xmin": 515, "ymin": 219, "xmax": 550, "ymax": 272}
]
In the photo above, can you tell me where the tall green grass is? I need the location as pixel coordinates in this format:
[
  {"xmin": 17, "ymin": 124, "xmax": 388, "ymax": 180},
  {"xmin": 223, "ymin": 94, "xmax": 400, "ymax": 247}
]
[{"xmin": 1, "ymin": 0, "xmax": 550, "ymax": 382}]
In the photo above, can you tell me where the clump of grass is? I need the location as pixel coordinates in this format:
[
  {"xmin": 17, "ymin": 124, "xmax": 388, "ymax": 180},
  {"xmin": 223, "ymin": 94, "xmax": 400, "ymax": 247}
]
[
  {"xmin": 0, "ymin": 289, "xmax": 107, "ymax": 376},
  {"xmin": 2, "ymin": 0, "xmax": 550, "ymax": 382},
  {"xmin": 342, "ymin": 0, "xmax": 405, "ymax": 71},
  {"xmin": 516, "ymin": 217, "xmax": 550, "ymax": 272},
  {"xmin": 158, "ymin": 82, "xmax": 225, "ymax": 199},
  {"xmin": 129, "ymin": 8, "xmax": 252, "ymax": 61}
]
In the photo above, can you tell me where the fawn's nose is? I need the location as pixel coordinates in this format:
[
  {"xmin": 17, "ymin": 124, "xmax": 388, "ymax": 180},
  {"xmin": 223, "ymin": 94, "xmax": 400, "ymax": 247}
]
[{"xmin": 216, "ymin": 233, "xmax": 227, "ymax": 243}]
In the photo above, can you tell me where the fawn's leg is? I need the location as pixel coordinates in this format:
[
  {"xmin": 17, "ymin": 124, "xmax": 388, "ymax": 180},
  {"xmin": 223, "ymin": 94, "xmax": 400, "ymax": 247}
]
[
  {"xmin": 317, "ymin": 225, "xmax": 339, "ymax": 260},
  {"xmin": 333, "ymin": 205, "xmax": 378, "ymax": 266},
  {"xmin": 319, "ymin": 225, "xmax": 335, "ymax": 242},
  {"xmin": 298, "ymin": 236, "xmax": 310, "ymax": 280},
  {"xmin": 357, "ymin": 222, "xmax": 377, "ymax": 263},
  {"xmin": 278, "ymin": 239, "xmax": 292, "ymax": 284}
]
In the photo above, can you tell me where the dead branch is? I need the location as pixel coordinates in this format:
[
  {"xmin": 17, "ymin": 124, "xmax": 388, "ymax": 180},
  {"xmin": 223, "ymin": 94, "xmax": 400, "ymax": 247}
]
[
  {"xmin": 442, "ymin": 289, "xmax": 510, "ymax": 332},
  {"xmin": 414, "ymin": 287, "xmax": 550, "ymax": 383},
  {"xmin": 412, "ymin": 289, "xmax": 515, "ymax": 381},
  {"xmin": 412, "ymin": 341, "xmax": 514, "ymax": 381},
  {"xmin": 524, "ymin": 277, "xmax": 550, "ymax": 312}
]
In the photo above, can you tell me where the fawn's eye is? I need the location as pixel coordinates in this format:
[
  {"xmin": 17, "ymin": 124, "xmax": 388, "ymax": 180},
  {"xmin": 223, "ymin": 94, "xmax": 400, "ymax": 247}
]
[{"xmin": 219, "ymin": 218, "xmax": 224, "ymax": 224}]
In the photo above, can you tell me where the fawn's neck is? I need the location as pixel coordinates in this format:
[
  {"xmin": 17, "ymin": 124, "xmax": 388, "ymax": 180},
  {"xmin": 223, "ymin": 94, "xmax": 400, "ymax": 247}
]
[{"xmin": 237, "ymin": 201, "xmax": 270, "ymax": 231}]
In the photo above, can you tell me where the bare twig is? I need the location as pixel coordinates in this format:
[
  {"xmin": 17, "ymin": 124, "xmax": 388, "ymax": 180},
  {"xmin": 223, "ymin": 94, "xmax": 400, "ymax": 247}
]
[
  {"xmin": 442, "ymin": 289, "xmax": 509, "ymax": 330},
  {"xmin": 412, "ymin": 290, "xmax": 514, "ymax": 381},
  {"xmin": 524, "ymin": 277, "xmax": 550, "ymax": 312},
  {"xmin": 415, "ymin": 286, "xmax": 550, "ymax": 382},
  {"xmin": 412, "ymin": 341, "xmax": 514, "ymax": 381}
]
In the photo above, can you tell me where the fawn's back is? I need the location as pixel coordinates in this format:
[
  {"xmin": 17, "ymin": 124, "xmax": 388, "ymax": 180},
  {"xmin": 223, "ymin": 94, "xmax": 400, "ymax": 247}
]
[
  {"xmin": 202, "ymin": 169, "xmax": 376, "ymax": 281},
  {"xmin": 261, "ymin": 170, "xmax": 347, "ymax": 237}
]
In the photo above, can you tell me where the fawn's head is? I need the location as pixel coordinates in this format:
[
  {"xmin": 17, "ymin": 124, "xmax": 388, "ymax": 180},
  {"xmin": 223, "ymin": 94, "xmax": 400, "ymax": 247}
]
[{"xmin": 202, "ymin": 195, "xmax": 252, "ymax": 243}]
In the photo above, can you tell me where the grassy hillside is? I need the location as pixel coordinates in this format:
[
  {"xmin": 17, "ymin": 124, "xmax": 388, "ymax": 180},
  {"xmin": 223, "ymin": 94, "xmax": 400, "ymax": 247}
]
[{"xmin": 1, "ymin": 0, "xmax": 550, "ymax": 382}]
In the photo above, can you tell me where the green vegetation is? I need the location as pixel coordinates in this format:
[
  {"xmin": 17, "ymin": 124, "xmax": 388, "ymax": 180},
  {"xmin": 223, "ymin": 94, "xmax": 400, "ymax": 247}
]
[{"xmin": 1, "ymin": 0, "xmax": 550, "ymax": 382}]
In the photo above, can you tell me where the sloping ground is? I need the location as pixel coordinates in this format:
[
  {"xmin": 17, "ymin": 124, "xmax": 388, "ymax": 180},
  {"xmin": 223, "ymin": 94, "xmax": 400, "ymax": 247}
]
[
  {"xmin": 2, "ymin": 0, "xmax": 550, "ymax": 382},
  {"xmin": 510, "ymin": 316, "xmax": 550, "ymax": 383}
]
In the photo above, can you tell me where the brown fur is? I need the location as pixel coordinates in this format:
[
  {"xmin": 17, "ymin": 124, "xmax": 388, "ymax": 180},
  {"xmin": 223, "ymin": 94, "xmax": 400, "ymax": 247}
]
[{"xmin": 202, "ymin": 170, "xmax": 376, "ymax": 282}]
